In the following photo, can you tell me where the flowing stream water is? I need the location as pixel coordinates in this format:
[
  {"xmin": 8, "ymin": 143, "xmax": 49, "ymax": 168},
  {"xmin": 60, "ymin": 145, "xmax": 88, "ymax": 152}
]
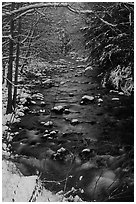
[{"xmin": 10, "ymin": 57, "xmax": 134, "ymax": 201}]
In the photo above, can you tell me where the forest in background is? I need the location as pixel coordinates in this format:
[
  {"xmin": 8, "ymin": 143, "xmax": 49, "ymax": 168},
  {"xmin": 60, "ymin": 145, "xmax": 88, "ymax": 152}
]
[
  {"xmin": 2, "ymin": 2, "xmax": 134, "ymax": 202},
  {"xmin": 2, "ymin": 2, "xmax": 134, "ymax": 114}
]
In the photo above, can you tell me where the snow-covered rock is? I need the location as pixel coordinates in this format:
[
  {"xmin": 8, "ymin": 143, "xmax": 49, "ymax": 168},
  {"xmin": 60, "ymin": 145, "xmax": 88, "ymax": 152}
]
[
  {"xmin": 44, "ymin": 121, "xmax": 53, "ymax": 127},
  {"xmin": 81, "ymin": 95, "xmax": 95, "ymax": 104},
  {"xmin": 71, "ymin": 119, "xmax": 79, "ymax": 125},
  {"xmin": 57, "ymin": 147, "xmax": 66, "ymax": 153},
  {"xmin": 60, "ymin": 81, "xmax": 65, "ymax": 85},
  {"xmin": 98, "ymin": 98, "xmax": 103, "ymax": 103},
  {"xmin": 84, "ymin": 66, "xmax": 93, "ymax": 76},
  {"xmin": 64, "ymin": 109, "xmax": 70, "ymax": 114},
  {"xmin": 82, "ymin": 95, "xmax": 94, "ymax": 101},
  {"xmin": 51, "ymin": 105, "xmax": 64, "ymax": 114},
  {"xmin": 111, "ymin": 97, "xmax": 119, "ymax": 101},
  {"xmin": 82, "ymin": 148, "xmax": 91, "ymax": 153}
]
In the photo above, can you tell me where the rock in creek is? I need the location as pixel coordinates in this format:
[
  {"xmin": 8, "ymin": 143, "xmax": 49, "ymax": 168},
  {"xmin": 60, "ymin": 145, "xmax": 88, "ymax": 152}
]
[
  {"xmin": 64, "ymin": 109, "xmax": 71, "ymax": 114},
  {"xmin": 43, "ymin": 121, "xmax": 53, "ymax": 127},
  {"xmin": 23, "ymin": 97, "xmax": 36, "ymax": 106},
  {"xmin": 60, "ymin": 81, "xmax": 65, "ymax": 85},
  {"xmin": 51, "ymin": 105, "xmax": 64, "ymax": 114},
  {"xmin": 71, "ymin": 119, "xmax": 79, "ymax": 125},
  {"xmin": 97, "ymin": 98, "xmax": 103, "ymax": 103},
  {"xmin": 80, "ymin": 95, "xmax": 95, "ymax": 104},
  {"xmin": 69, "ymin": 93, "xmax": 74, "ymax": 97},
  {"xmin": 40, "ymin": 101, "xmax": 46, "ymax": 107},
  {"xmin": 84, "ymin": 66, "xmax": 93, "ymax": 76},
  {"xmin": 112, "ymin": 97, "xmax": 119, "ymax": 101}
]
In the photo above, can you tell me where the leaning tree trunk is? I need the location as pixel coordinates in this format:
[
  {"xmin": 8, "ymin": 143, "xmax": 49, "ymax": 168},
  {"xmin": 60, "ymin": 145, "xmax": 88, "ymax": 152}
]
[
  {"xmin": 12, "ymin": 16, "xmax": 22, "ymax": 109},
  {"xmin": 6, "ymin": 3, "xmax": 15, "ymax": 114}
]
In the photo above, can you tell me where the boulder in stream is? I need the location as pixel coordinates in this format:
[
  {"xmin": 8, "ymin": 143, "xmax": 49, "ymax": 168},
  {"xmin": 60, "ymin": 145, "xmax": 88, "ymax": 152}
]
[
  {"xmin": 84, "ymin": 66, "xmax": 93, "ymax": 76},
  {"xmin": 71, "ymin": 119, "xmax": 79, "ymax": 125},
  {"xmin": 43, "ymin": 121, "xmax": 53, "ymax": 127},
  {"xmin": 51, "ymin": 105, "xmax": 64, "ymax": 114},
  {"xmin": 64, "ymin": 109, "xmax": 71, "ymax": 114},
  {"xmin": 80, "ymin": 95, "xmax": 95, "ymax": 104}
]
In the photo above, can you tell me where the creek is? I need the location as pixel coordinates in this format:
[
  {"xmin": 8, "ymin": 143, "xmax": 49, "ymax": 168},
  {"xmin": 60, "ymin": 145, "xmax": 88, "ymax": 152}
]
[{"xmin": 10, "ymin": 57, "xmax": 134, "ymax": 201}]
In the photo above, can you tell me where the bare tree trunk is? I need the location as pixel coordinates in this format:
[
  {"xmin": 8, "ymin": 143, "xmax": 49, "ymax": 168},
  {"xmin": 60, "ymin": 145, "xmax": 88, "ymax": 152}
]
[
  {"xmin": 12, "ymin": 16, "xmax": 22, "ymax": 109},
  {"xmin": 6, "ymin": 3, "xmax": 15, "ymax": 114},
  {"xmin": 2, "ymin": 61, "xmax": 6, "ymax": 84}
]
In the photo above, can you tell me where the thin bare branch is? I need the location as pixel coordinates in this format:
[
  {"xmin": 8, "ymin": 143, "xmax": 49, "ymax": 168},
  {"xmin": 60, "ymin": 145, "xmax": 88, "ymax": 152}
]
[
  {"xmin": 3, "ymin": 76, "xmax": 19, "ymax": 87},
  {"xmin": 2, "ymin": 3, "xmax": 68, "ymax": 17},
  {"xmin": 67, "ymin": 5, "xmax": 118, "ymax": 27},
  {"xmin": 34, "ymin": 8, "xmax": 47, "ymax": 17},
  {"xmin": 2, "ymin": 3, "xmax": 12, "ymax": 8},
  {"xmin": 2, "ymin": 55, "xmax": 32, "ymax": 60},
  {"xmin": 14, "ymin": 9, "xmax": 34, "ymax": 20}
]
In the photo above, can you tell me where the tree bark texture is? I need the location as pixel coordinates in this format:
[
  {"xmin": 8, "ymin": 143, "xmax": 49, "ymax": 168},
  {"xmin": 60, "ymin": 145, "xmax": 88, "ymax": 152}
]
[
  {"xmin": 6, "ymin": 3, "xmax": 15, "ymax": 114},
  {"xmin": 12, "ymin": 16, "xmax": 22, "ymax": 108}
]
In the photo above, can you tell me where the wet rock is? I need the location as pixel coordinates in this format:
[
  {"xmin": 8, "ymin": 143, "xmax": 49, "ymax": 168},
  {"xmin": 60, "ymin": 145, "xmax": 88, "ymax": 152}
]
[
  {"xmin": 57, "ymin": 147, "xmax": 66, "ymax": 153},
  {"xmin": 118, "ymin": 92, "xmax": 124, "ymax": 95},
  {"xmin": 51, "ymin": 105, "xmax": 64, "ymax": 114},
  {"xmin": 60, "ymin": 81, "xmax": 65, "ymax": 85},
  {"xmin": 53, "ymin": 147, "xmax": 70, "ymax": 162},
  {"xmin": 47, "ymin": 137, "xmax": 53, "ymax": 140},
  {"xmin": 71, "ymin": 119, "xmax": 79, "ymax": 125},
  {"xmin": 39, "ymin": 109, "xmax": 46, "ymax": 113},
  {"xmin": 98, "ymin": 98, "xmax": 103, "ymax": 103},
  {"xmin": 64, "ymin": 109, "xmax": 70, "ymax": 114},
  {"xmin": 69, "ymin": 93, "xmax": 74, "ymax": 97},
  {"xmin": 82, "ymin": 95, "xmax": 94, "ymax": 101},
  {"xmin": 44, "ymin": 129, "xmax": 49, "ymax": 133},
  {"xmin": 50, "ymin": 130, "xmax": 57, "ymax": 137},
  {"xmin": 79, "ymin": 148, "xmax": 96, "ymax": 160},
  {"xmin": 70, "ymin": 68, "xmax": 74, "ymax": 71},
  {"xmin": 23, "ymin": 97, "xmax": 36, "ymax": 106},
  {"xmin": 42, "ymin": 133, "xmax": 50, "ymax": 138},
  {"xmin": 112, "ymin": 97, "xmax": 119, "ymax": 101},
  {"xmin": 44, "ymin": 121, "xmax": 53, "ymax": 127},
  {"xmin": 81, "ymin": 95, "xmax": 94, "ymax": 104},
  {"xmin": 40, "ymin": 121, "xmax": 45, "ymax": 125},
  {"xmin": 40, "ymin": 101, "xmax": 46, "ymax": 107},
  {"xmin": 82, "ymin": 148, "xmax": 91, "ymax": 153},
  {"xmin": 84, "ymin": 66, "xmax": 93, "ymax": 76}
]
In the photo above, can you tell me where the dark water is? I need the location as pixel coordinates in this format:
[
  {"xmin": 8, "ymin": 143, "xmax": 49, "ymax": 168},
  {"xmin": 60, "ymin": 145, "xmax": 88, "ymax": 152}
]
[{"xmin": 10, "ymin": 58, "xmax": 134, "ymax": 201}]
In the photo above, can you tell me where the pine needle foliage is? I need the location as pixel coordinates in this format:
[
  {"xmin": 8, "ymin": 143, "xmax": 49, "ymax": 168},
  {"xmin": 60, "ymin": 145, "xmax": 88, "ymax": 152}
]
[{"xmin": 82, "ymin": 2, "xmax": 134, "ymax": 94}]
